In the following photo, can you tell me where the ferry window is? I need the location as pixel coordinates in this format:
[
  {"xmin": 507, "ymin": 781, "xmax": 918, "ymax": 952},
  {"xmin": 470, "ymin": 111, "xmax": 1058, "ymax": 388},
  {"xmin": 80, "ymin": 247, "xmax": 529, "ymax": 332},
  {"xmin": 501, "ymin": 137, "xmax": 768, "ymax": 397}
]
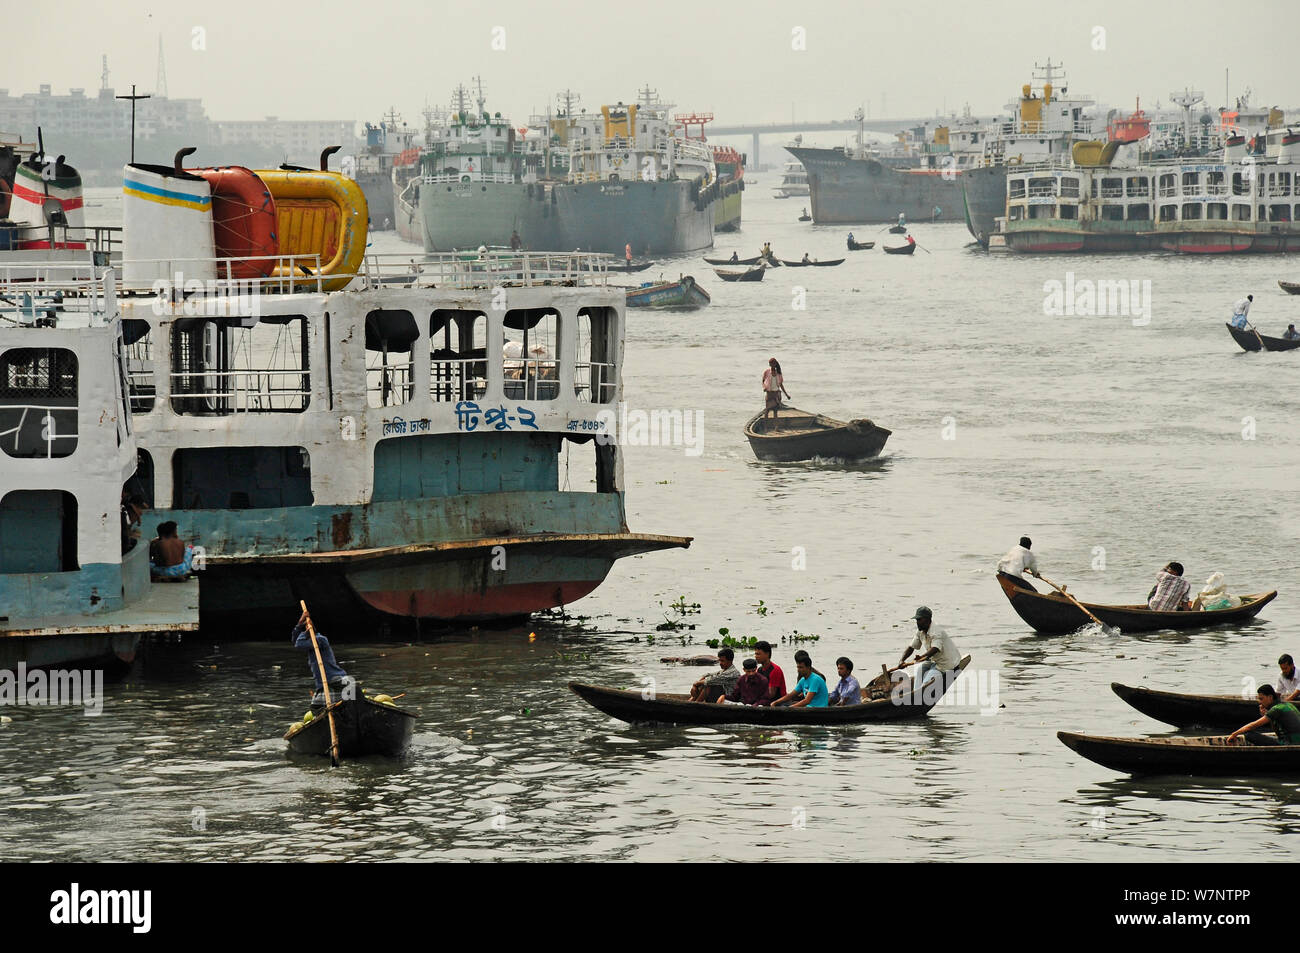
[
  {"xmin": 1159, "ymin": 205, "xmax": 1177, "ymax": 222},
  {"xmin": 1232, "ymin": 173, "xmax": 1250, "ymax": 196},
  {"xmin": 1059, "ymin": 205, "xmax": 1078, "ymax": 220},
  {"xmin": 1205, "ymin": 171, "xmax": 1225, "ymax": 195},
  {"xmin": 576, "ymin": 307, "xmax": 617, "ymax": 404},
  {"xmin": 1207, "ymin": 203, "xmax": 1228, "ymax": 220},
  {"xmin": 1060, "ymin": 178, "xmax": 1080, "ymax": 198},
  {"xmin": 1008, "ymin": 206, "xmax": 1023, "ymax": 221},
  {"xmin": 1276, "ymin": 173, "xmax": 1292, "ymax": 196},
  {"xmin": 1126, "ymin": 177, "xmax": 1150, "ymax": 197},
  {"xmin": 0, "ymin": 348, "xmax": 78, "ymax": 458},
  {"xmin": 365, "ymin": 309, "xmax": 418, "ymax": 408},
  {"xmin": 1233, "ymin": 204, "xmax": 1252, "ymax": 221},
  {"xmin": 1027, "ymin": 177, "xmax": 1054, "ymax": 198},
  {"xmin": 1181, "ymin": 172, "xmax": 1200, "ymax": 193},
  {"xmin": 122, "ymin": 319, "xmax": 154, "ymax": 414},
  {"xmin": 1009, "ymin": 180, "xmax": 1025, "ymax": 199},
  {"xmin": 172, "ymin": 446, "xmax": 313, "ymax": 509},
  {"xmin": 1181, "ymin": 204, "xmax": 1202, "ymax": 220},
  {"xmin": 127, "ymin": 449, "xmax": 155, "ymax": 508},
  {"xmin": 0, "ymin": 490, "xmax": 77, "ymax": 573},
  {"xmin": 170, "ymin": 316, "xmax": 309, "ymax": 415},
  {"xmin": 430, "ymin": 310, "xmax": 488, "ymax": 402},
  {"xmin": 1127, "ymin": 204, "xmax": 1150, "ymax": 221},
  {"xmin": 1158, "ymin": 174, "xmax": 1176, "ymax": 197},
  {"xmin": 1100, "ymin": 178, "xmax": 1122, "ymax": 199},
  {"xmin": 1028, "ymin": 204, "xmax": 1053, "ymax": 220},
  {"xmin": 1101, "ymin": 205, "xmax": 1124, "ymax": 221},
  {"xmin": 503, "ymin": 307, "xmax": 559, "ymax": 401},
  {"xmin": 1269, "ymin": 204, "xmax": 1292, "ymax": 222}
]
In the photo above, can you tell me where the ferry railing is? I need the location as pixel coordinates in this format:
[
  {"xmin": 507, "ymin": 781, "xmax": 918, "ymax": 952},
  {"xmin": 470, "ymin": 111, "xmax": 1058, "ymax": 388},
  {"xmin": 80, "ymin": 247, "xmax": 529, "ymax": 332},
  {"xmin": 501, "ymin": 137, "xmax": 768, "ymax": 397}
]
[
  {"xmin": 421, "ymin": 171, "xmax": 517, "ymax": 185},
  {"xmin": 0, "ymin": 265, "xmax": 119, "ymax": 324},
  {"xmin": 503, "ymin": 359, "xmax": 560, "ymax": 401},
  {"xmin": 430, "ymin": 356, "xmax": 488, "ymax": 403},
  {"xmin": 574, "ymin": 361, "xmax": 617, "ymax": 404},
  {"xmin": 356, "ymin": 251, "xmax": 615, "ymax": 290},
  {"xmin": 168, "ymin": 367, "xmax": 310, "ymax": 414},
  {"xmin": 367, "ymin": 358, "xmax": 416, "ymax": 408}
]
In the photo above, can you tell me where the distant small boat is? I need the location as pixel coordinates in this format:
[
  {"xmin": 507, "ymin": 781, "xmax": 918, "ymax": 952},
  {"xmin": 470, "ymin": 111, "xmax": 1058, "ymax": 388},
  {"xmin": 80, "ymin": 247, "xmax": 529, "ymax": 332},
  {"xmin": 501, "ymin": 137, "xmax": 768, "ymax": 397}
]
[
  {"xmin": 1057, "ymin": 730, "xmax": 1300, "ymax": 776},
  {"xmin": 798, "ymin": 213, "xmax": 811, "ymax": 222},
  {"xmin": 1226, "ymin": 323, "xmax": 1300, "ymax": 352},
  {"xmin": 883, "ymin": 243, "xmax": 917, "ymax": 255},
  {"xmin": 846, "ymin": 238, "xmax": 874, "ymax": 251},
  {"xmin": 715, "ymin": 266, "xmax": 765, "ymax": 282},
  {"xmin": 1278, "ymin": 280, "xmax": 1300, "ymax": 295},
  {"xmin": 779, "ymin": 258, "xmax": 845, "ymax": 267},
  {"xmin": 705, "ymin": 254, "xmax": 760, "ymax": 266},
  {"xmin": 888, "ymin": 224, "xmax": 908, "ymax": 234},
  {"xmin": 601, "ymin": 260, "xmax": 656, "ymax": 273},
  {"xmin": 284, "ymin": 695, "xmax": 417, "ymax": 759},
  {"xmin": 626, "ymin": 275, "xmax": 711, "ymax": 310},
  {"xmin": 744, "ymin": 405, "xmax": 890, "ymax": 462}
]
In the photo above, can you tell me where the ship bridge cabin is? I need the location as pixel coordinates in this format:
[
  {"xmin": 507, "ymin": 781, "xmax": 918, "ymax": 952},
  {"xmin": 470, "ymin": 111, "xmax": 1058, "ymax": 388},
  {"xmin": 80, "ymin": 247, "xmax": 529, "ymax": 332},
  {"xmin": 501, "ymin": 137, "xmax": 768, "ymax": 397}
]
[{"xmin": 111, "ymin": 251, "xmax": 679, "ymax": 626}]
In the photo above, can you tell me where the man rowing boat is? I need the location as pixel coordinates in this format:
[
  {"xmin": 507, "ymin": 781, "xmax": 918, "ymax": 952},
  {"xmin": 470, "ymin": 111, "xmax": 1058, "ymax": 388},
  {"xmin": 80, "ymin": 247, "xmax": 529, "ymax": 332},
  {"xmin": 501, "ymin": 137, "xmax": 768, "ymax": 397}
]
[
  {"xmin": 1148, "ymin": 562, "xmax": 1192, "ymax": 611},
  {"xmin": 997, "ymin": 536, "xmax": 1041, "ymax": 591},
  {"xmin": 899, "ymin": 606, "xmax": 962, "ymax": 689},
  {"xmin": 1230, "ymin": 294, "xmax": 1254, "ymax": 329}
]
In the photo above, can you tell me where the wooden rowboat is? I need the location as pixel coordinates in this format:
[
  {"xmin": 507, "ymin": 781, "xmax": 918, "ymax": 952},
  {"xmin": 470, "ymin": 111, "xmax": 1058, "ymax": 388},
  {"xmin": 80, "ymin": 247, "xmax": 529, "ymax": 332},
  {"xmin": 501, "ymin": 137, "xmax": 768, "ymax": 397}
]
[
  {"xmin": 1057, "ymin": 730, "xmax": 1300, "ymax": 776},
  {"xmin": 744, "ymin": 405, "xmax": 890, "ymax": 462},
  {"xmin": 882, "ymin": 243, "xmax": 917, "ymax": 255},
  {"xmin": 715, "ymin": 267, "xmax": 765, "ymax": 282},
  {"xmin": 625, "ymin": 275, "xmax": 711, "ymax": 310},
  {"xmin": 704, "ymin": 255, "xmax": 761, "ymax": 266},
  {"xmin": 570, "ymin": 657, "xmax": 970, "ymax": 726},
  {"xmin": 846, "ymin": 238, "xmax": 874, "ymax": 251},
  {"xmin": 996, "ymin": 574, "xmax": 1277, "ymax": 635},
  {"xmin": 1278, "ymin": 280, "xmax": 1300, "ymax": 295},
  {"xmin": 284, "ymin": 695, "xmax": 417, "ymax": 758},
  {"xmin": 779, "ymin": 258, "xmax": 845, "ymax": 267},
  {"xmin": 1226, "ymin": 322, "xmax": 1300, "ymax": 352},
  {"xmin": 888, "ymin": 224, "xmax": 908, "ymax": 234},
  {"xmin": 1110, "ymin": 682, "xmax": 1256, "ymax": 730}
]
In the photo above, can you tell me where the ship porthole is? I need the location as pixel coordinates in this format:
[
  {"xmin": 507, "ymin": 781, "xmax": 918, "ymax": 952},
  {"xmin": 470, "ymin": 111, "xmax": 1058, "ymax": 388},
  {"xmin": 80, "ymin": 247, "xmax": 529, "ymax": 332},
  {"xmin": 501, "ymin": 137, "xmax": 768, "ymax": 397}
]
[{"xmin": 482, "ymin": 186, "xmax": 487, "ymax": 192}]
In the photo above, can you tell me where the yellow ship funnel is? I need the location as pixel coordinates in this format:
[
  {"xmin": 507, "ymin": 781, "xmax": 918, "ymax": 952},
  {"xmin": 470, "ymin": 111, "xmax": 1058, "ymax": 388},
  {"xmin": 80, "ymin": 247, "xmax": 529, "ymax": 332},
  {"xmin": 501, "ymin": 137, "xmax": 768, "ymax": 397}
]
[
  {"xmin": 1020, "ymin": 84, "xmax": 1043, "ymax": 131},
  {"xmin": 933, "ymin": 126, "xmax": 950, "ymax": 146},
  {"xmin": 1043, "ymin": 82, "xmax": 1053, "ymax": 105},
  {"xmin": 601, "ymin": 104, "xmax": 637, "ymax": 142},
  {"xmin": 1269, "ymin": 107, "xmax": 1284, "ymax": 128}
]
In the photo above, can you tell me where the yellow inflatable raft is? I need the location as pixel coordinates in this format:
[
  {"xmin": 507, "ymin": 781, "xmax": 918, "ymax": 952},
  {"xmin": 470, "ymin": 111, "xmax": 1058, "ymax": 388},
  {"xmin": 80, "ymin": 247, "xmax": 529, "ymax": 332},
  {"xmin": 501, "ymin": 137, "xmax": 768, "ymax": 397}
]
[{"xmin": 256, "ymin": 160, "xmax": 368, "ymax": 292}]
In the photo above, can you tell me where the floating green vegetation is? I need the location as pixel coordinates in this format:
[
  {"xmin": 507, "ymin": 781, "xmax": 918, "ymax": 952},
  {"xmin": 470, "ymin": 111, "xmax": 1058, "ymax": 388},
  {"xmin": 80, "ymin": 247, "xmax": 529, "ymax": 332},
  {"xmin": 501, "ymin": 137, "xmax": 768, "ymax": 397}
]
[
  {"xmin": 783, "ymin": 630, "xmax": 820, "ymax": 644},
  {"xmin": 753, "ymin": 599, "xmax": 769, "ymax": 617}
]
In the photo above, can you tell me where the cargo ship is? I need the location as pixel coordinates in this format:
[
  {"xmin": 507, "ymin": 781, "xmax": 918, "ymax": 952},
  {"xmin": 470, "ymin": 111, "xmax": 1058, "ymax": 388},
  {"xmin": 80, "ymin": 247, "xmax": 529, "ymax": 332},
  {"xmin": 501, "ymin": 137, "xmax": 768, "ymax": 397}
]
[
  {"xmin": 352, "ymin": 109, "xmax": 420, "ymax": 231},
  {"xmin": 676, "ymin": 112, "xmax": 744, "ymax": 232},
  {"xmin": 67, "ymin": 148, "xmax": 691, "ymax": 634}
]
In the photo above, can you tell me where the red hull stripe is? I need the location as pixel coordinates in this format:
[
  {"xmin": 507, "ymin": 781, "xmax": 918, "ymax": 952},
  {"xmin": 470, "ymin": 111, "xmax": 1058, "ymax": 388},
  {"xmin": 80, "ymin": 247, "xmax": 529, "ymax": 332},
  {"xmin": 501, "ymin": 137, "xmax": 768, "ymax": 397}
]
[{"xmin": 357, "ymin": 579, "xmax": 603, "ymax": 619}]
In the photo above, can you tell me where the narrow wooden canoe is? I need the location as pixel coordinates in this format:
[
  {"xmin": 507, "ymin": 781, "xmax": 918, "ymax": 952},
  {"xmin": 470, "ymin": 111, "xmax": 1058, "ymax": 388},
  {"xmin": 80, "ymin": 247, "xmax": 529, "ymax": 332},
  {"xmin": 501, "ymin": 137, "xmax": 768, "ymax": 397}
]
[
  {"xmin": 1058, "ymin": 730, "xmax": 1300, "ymax": 776},
  {"xmin": 571, "ymin": 656, "xmax": 970, "ymax": 726},
  {"xmin": 705, "ymin": 254, "xmax": 761, "ymax": 266},
  {"xmin": 284, "ymin": 696, "xmax": 417, "ymax": 758},
  {"xmin": 1278, "ymin": 280, "xmax": 1300, "ymax": 295},
  {"xmin": 744, "ymin": 405, "xmax": 890, "ymax": 462},
  {"xmin": 846, "ymin": 239, "xmax": 874, "ymax": 251},
  {"xmin": 1110, "ymin": 682, "xmax": 1257, "ymax": 730},
  {"xmin": 996, "ymin": 574, "xmax": 1277, "ymax": 635},
  {"xmin": 625, "ymin": 275, "xmax": 711, "ymax": 310},
  {"xmin": 882, "ymin": 243, "xmax": 917, "ymax": 255},
  {"xmin": 797, "ymin": 214, "xmax": 811, "ymax": 221},
  {"xmin": 1226, "ymin": 322, "xmax": 1300, "ymax": 352},
  {"xmin": 888, "ymin": 225, "xmax": 908, "ymax": 234},
  {"xmin": 779, "ymin": 258, "xmax": 845, "ymax": 267},
  {"xmin": 715, "ymin": 267, "xmax": 765, "ymax": 282}
]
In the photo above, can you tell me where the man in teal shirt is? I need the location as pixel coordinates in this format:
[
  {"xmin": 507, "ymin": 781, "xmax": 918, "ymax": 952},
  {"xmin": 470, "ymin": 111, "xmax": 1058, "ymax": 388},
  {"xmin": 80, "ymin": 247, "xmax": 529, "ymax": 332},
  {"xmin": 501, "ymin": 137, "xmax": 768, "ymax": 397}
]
[
  {"xmin": 772, "ymin": 650, "xmax": 829, "ymax": 708},
  {"xmin": 1227, "ymin": 685, "xmax": 1300, "ymax": 745}
]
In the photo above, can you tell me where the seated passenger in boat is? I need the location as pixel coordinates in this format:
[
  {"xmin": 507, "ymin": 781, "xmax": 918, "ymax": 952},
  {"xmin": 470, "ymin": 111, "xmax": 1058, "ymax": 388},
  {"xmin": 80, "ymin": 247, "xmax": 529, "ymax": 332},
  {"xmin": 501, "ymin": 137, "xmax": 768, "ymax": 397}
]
[
  {"xmin": 1227, "ymin": 685, "xmax": 1300, "ymax": 745},
  {"xmin": 801, "ymin": 252, "xmax": 812, "ymax": 264},
  {"xmin": 1277, "ymin": 655, "xmax": 1300, "ymax": 703},
  {"xmin": 1285, "ymin": 324, "xmax": 1300, "ymax": 340},
  {"xmin": 729, "ymin": 251, "xmax": 739, "ymax": 263},
  {"xmin": 725, "ymin": 657, "xmax": 770, "ymax": 705},
  {"xmin": 1147, "ymin": 562, "xmax": 1191, "ymax": 611},
  {"xmin": 828, "ymin": 657, "xmax": 861, "ymax": 706},
  {"xmin": 906, "ymin": 234, "xmax": 916, "ymax": 246},
  {"xmin": 689, "ymin": 648, "xmax": 741, "ymax": 702},
  {"xmin": 149, "ymin": 521, "xmax": 194, "ymax": 580},
  {"xmin": 753, "ymin": 641, "xmax": 785, "ymax": 706},
  {"xmin": 772, "ymin": 651, "xmax": 829, "ymax": 708},
  {"xmin": 292, "ymin": 611, "xmax": 358, "ymax": 708},
  {"xmin": 997, "ymin": 536, "xmax": 1040, "ymax": 590}
]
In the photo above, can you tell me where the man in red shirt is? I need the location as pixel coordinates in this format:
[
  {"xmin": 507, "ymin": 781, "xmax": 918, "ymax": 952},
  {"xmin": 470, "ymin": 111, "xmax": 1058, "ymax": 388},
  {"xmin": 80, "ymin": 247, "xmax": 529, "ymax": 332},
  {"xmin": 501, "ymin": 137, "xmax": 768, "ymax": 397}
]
[{"xmin": 753, "ymin": 641, "xmax": 786, "ymax": 706}]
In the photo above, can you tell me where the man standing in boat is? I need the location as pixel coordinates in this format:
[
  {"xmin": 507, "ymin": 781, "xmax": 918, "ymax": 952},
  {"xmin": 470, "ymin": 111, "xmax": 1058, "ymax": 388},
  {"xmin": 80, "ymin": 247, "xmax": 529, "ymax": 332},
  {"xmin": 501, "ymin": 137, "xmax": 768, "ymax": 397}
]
[
  {"xmin": 899, "ymin": 607, "xmax": 962, "ymax": 690},
  {"xmin": 1230, "ymin": 294, "xmax": 1254, "ymax": 329},
  {"xmin": 510, "ymin": 229, "xmax": 522, "ymax": 251},
  {"xmin": 997, "ymin": 536, "xmax": 1041, "ymax": 591},
  {"xmin": 625, "ymin": 242, "xmax": 633, "ymax": 272},
  {"xmin": 293, "ymin": 611, "xmax": 357, "ymax": 707},
  {"xmin": 762, "ymin": 358, "xmax": 791, "ymax": 421}
]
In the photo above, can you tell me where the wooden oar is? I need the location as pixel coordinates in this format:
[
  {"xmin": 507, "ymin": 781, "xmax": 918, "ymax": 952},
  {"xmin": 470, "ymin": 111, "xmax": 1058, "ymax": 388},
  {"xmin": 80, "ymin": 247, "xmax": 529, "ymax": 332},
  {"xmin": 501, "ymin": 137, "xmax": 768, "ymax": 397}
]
[
  {"xmin": 912, "ymin": 241, "xmax": 933, "ymax": 255},
  {"xmin": 299, "ymin": 600, "xmax": 341, "ymax": 766},
  {"xmin": 1246, "ymin": 321, "xmax": 1266, "ymax": 350},
  {"xmin": 1035, "ymin": 575, "xmax": 1119, "ymax": 635}
]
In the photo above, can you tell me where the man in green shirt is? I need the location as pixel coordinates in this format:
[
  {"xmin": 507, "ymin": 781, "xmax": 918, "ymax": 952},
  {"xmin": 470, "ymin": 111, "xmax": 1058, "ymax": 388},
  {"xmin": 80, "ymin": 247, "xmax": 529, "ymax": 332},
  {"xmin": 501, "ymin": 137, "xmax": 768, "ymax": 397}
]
[{"xmin": 1227, "ymin": 685, "xmax": 1300, "ymax": 745}]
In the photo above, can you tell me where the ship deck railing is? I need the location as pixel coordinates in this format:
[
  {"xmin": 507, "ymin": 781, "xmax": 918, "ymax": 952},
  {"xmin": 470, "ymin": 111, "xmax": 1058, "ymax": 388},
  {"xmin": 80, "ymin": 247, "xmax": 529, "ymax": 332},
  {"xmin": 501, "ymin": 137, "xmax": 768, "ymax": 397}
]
[
  {"xmin": 355, "ymin": 251, "xmax": 616, "ymax": 290},
  {"xmin": 420, "ymin": 171, "xmax": 518, "ymax": 185}
]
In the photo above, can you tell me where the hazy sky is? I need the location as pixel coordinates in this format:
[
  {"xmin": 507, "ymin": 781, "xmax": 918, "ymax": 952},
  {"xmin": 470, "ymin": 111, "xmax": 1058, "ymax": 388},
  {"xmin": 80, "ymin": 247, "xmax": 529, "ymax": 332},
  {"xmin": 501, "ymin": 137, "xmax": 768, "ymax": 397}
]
[{"xmin": 12, "ymin": 0, "xmax": 1300, "ymax": 133}]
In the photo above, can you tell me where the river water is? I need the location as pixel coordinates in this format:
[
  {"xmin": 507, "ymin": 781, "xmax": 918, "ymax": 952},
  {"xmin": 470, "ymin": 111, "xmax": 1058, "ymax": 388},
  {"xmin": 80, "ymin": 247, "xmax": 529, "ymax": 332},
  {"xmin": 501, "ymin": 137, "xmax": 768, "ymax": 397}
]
[{"xmin": 2, "ymin": 185, "xmax": 1298, "ymax": 861}]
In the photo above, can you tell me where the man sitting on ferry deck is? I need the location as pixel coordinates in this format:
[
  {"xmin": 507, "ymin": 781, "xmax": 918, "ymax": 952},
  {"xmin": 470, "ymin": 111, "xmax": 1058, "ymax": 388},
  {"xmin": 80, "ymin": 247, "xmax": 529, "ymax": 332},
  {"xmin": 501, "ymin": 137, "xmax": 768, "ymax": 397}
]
[
  {"xmin": 1230, "ymin": 294, "xmax": 1254, "ymax": 329},
  {"xmin": 1148, "ymin": 561, "xmax": 1191, "ymax": 611},
  {"xmin": 1227, "ymin": 685, "xmax": 1300, "ymax": 745},
  {"xmin": 292, "ymin": 610, "xmax": 358, "ymax": 708},
  {"xmin": 997, "ymin": 536, "xmax": 1041, "ymax": 591},
  {"xmin": 899, "ymin": 606, "xmax": 962, "ymax": 689},
  {"xmin": 771, "ymin": 651, "xmax": 829, "ymax": 708},
  {"xmin": 149, "ymin": 521, "xmax": 194, "ymax": 580}
]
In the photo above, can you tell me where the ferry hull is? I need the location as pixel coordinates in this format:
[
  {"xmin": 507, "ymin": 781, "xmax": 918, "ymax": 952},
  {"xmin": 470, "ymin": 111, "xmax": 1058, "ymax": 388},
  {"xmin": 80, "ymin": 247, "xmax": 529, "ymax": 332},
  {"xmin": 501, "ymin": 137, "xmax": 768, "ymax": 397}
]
[
  {"xmin": 961, "ymin": 164, "xmax": 1007, "ymax": 246},
  {"xmin": 0, "ymin": 632, "xmax": 141, "ymax": 672},
  {"xmin": 553, "ymin": 179, "xmax": 714, "ymax": 255},
  {"xmin": 787, "ymin": 146, "xmax": 957, "ymax": 224},
  {"xmin": 357, "ymin": 171, "xmax": 394, "ymax": 230},
  {"xmin": 420, "ymin": 182, "xmax": 555, "ymax": 251}
]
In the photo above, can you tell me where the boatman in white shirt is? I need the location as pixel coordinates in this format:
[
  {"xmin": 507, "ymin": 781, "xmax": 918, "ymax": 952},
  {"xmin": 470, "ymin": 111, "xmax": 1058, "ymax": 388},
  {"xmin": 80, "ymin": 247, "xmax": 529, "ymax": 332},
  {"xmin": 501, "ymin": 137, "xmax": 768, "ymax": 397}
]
[
  {"xmin": 899, "ymin": 606, "xmax": 962, "ymax": 690},
  {"xmin": 997, "ymin": 536, "xmax": 1041, "ymax": 591},
  {"xmin": 1230, "ymin": 294, "xmax": 1254, "ymax": 329}
]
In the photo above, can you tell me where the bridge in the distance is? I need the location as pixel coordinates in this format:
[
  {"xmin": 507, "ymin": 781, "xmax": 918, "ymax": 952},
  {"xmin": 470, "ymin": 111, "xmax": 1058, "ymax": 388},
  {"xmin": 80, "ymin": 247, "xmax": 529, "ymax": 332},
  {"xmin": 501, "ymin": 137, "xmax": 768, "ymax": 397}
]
[{"xmin": 703, "ymin": 116, "xmax": 1001, "ymax": 167}]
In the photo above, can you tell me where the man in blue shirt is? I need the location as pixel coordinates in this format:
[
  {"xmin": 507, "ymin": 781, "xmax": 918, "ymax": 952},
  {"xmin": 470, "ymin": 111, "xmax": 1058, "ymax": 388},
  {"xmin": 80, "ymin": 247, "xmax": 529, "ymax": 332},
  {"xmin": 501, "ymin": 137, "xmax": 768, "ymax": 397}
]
[
  {"xmin": 292, "ymin": 611, "xmax": 356, "ymax": 707},
  {"xmin": 772, "ymin": 650, "xmax": 829, "ymax": 707},
  {"xmin": 828, "ymin": 657, "xmax": 861, "ymax": 706}
]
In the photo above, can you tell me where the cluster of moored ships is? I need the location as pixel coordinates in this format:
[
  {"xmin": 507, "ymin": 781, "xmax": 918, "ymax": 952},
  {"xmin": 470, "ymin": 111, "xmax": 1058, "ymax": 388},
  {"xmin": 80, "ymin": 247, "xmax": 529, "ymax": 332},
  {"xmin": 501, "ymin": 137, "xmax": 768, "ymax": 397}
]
[
  {"xmin": 789, "ymin": 61, "xmax": 1300, "ymax": 255},
  {"xmin": 362, "ymin": 83, "xmax": 744, "ymax": 255}
]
